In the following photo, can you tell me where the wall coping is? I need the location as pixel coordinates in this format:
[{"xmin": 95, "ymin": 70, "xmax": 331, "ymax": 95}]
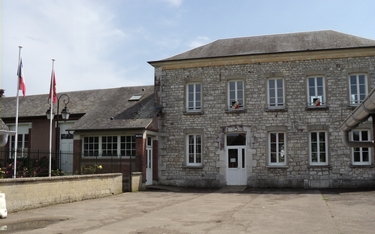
[{"xmin": 0, "ymin": 173, "xmax": 122, "ymax": 184}]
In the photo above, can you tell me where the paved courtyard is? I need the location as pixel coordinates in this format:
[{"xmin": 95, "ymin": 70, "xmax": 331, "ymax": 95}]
[{"xmin": 0, "ymin": 187, "xmax": 374, "ymax": 234}]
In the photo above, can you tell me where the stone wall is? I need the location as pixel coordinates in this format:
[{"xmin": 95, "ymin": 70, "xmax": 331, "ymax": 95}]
[
  {"xmin": 156, "ymin": 55, "xmax": 375, "ymax": 188},
  {"xmin": 0, "ymin": 173, "xmax": 122, "ymax": 212}
]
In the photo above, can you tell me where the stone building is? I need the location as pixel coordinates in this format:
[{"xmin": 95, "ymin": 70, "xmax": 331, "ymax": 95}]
[{"xmin": 148, "ymin": 30, "xmax": 375, "ymax": 188}]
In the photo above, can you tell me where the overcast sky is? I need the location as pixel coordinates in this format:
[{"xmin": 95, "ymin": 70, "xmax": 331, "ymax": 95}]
[{"xmin": 1, "ymin": 0, "xmax": 375, "ymax": 97}]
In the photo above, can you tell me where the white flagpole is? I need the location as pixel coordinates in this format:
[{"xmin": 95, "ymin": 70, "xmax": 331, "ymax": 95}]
[
  {"xmin": 13, "ymin": 45, "xmax": 22, "ymax": 178},
  {"xmin": 49, "ymin": 59, "xmax": 55, "ymax": 177}
]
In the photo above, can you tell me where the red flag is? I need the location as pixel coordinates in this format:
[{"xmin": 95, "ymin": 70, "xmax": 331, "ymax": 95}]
[
  {"xmin": 17, "ymin": 59, "xmax": 26, "ymax": 96},
  {"xmin": 49, "ymin": 70, "xmax": 57, "ymax": 103},
  {"xmin": 313, "ymin": 97, "xmax": 321, "ymax": 106}
]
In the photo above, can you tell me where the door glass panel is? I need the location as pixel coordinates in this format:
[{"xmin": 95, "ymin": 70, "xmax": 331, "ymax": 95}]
[
  {"xmin": 227, "ymin": 133, "xmax": 246, "ymax": 146},
  {"xmin": 228, "ymin": 149, "xmax": 238, "ymax": 168},
  {"xmin": 242, "ymin": 148, "xmax": 245, "ymax": 168},
  {"xmin": 146, "ymin": 150, "xmax": 150, "ymax": 168}
]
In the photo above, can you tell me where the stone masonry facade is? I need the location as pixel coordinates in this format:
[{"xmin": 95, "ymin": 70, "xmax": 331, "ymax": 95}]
[{"xmin": 154, "ymin": 55, "xmax": 375, "ymax": 189}]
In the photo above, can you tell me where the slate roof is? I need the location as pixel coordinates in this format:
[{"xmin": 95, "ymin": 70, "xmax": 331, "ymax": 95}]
[
  {"xmin": 149, "ymin": 30, "xmax": 375, "ymax": 63},
  {"xmin": 0, "ymin": 85, "xmax": 158, "ymax": 131},
  {"xmin": 0, "ymin": 119, "xmax": 9, "ymax": 131}
]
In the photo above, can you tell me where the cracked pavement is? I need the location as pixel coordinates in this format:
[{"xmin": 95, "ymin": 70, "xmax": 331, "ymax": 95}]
[{"xmin": 1, "ymin": 188, "xmax": 374, "ymax": 234}]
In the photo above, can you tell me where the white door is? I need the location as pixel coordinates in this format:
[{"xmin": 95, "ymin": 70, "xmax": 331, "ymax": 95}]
[
  {"xmin": 227, "ymin": 147, "xmax": 247, "ymax": 185},
  {"xmin": 145, "ymin": 137, "xmax": 153, "ymax": 185},
  {"xmin": 226, "ymin": 133, "xmax": 247, "ymax": 185},
  {"xmin": 59, "ymin": 123, "xmax": 74, "ymax": 174}
]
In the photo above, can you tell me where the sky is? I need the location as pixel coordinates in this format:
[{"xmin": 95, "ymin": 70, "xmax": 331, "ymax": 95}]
[{"xmin": 1, "ymin": 0, "xmax": 375, "ymax": 97}]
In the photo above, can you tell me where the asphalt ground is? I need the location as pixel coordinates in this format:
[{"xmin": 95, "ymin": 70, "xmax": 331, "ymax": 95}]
[{"xmin": 0, "ymin": 186, "xmax": 374, "ymax": 234}]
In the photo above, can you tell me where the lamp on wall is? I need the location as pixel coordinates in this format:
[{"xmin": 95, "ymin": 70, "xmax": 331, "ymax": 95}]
[{"xmin": 60, "ymin": 105, "xmax": 70, "ymax": 121}]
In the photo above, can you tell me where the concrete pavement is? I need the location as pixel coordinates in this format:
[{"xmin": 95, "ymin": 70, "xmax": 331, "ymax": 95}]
[{"xmin": 0, "ymin": 187, "xmax": 374, "ymax": 234}]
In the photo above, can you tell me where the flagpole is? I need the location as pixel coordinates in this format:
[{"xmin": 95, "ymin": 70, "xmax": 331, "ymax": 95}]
[
  {"xmin": 49, "ymin": 59, "xmax": 55, "ymax": 177},
  {"xmin": 13, "ymin": 45, "xmax": 22, "ymax": 178}
]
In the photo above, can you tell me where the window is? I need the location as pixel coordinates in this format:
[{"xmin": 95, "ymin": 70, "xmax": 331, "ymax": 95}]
[
  {"xmin": 120, "ymin": 136, "xmax": 136, "ymax": 157},
  {"xmin": 83, "ymin": 136, "xmax": 99, "ymax": 157},
  {"xmin": 268, "ymin": 78, "xmax": 284, "ymax": 108},
  {"xmin": 8, "ymin": 124, "xmax": 30, "ymax": 158},
  {"xmin": 228, "ymin": 80, "xmax": 244, "ymax": 110},
  {"xmin": 186, "ymin": 134, "xmax": 202, "ymax": 166},
  {"xmin": 349, "ymin": 74, "xmax": 367, "ymax": 105},
  {"xmin": 226, "ymin": 133, "xmax": 246, "ymax": 146},
  {"xmin": 307, "ymin": 76, "xmax": 325, "ymax": 107},
  {"xmin": 83, "ymin": 135, "xmax": 135, "ymax": 157},
  {"xmin": 268, "ymin": 132, "xmax": 286, "ymax": 165},
  {"xmin": 102, "ymin": 136, "xmax": 118, "ymax": 157},
  {"xmin": 186, "ymin": 83, "xmax": 202, "ymax": 112},
  {"xmin": 351, "ymin": 130, "xmax": 371, "ymax": 165},
  {"xmin": 309, "ymin": 131, "xmax": 328, "ymax": 165},
  {"xmin": 147, "ymin": 136, "xmax": 152, "ymax": 147},
  {"xmin": 129, "ymin": 94, "xmax": 143, "ymax": 101}
]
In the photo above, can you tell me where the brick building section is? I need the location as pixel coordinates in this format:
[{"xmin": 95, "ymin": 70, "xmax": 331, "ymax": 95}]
[
  {"xmin": 73, "ymin": 138, "xmax": 142, "ymax": 181},
  {"xmin": 152, "ymin": 140, "xmax": 159, "ymax": 182},
  {"xmin": 135, "ymin": 137, "xmax": 146, "ymax": 183},
  {"xmin": 73, "ymin": 139, "xmax": 82, "ymax": 174}
]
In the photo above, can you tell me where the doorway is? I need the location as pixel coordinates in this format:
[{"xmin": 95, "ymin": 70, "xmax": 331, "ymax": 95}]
[
  {"xmin": 59, "ymin": 122, "xmax": 74, "ymax": 174},
  {"xmin": 226, "ymin": 133, "xmax": 247, "ymax": 185}
]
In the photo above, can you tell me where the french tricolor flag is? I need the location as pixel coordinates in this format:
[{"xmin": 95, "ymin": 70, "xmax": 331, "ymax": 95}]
[{"xmin": 17, "ymin": 59, "xmax": 26, "ymax": 96}]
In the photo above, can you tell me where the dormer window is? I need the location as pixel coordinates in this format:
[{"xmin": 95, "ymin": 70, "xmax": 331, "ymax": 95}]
[{"xmin": 129, "ymin": 94, "xmax": 143, "ymax": 101}]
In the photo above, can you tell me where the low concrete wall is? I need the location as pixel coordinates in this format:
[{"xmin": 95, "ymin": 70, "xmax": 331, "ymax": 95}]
[
  {"xmin": 131, "ymin": 172, "xmax": 142, "ymax": 192},
  {"xmin": 0, "ymin": 173, "xmax": 122, "ymax": 212}
]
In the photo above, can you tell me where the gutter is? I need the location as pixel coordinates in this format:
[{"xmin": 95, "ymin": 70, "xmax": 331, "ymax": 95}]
[
  {"xmin": 0, "ymin": 130, "xmax": 16, "ymax": 147},
  {"xmin": 339, "ymin": 88, "xmax": 375, "ymax": 147}
]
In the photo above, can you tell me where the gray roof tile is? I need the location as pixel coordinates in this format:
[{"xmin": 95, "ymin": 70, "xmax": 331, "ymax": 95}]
[
  {"xmin": 0, "ymin": 85, "xmax": 157, "ymax": 130},
  {"xmin": 149, "ymin": 30, "xmax": 375, "ymax": 63}
]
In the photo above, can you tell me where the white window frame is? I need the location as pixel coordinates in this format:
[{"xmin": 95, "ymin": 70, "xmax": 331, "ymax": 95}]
[
  {"xmin": 307, "ymin": 76, "xmax": 325, "ymax": 107},
  {"xmin": 349, "ymin": 74, "xmax": 367, "ymax": 106},
  {"xmin": 83, "ymin": 136, "xmax": 99, "ymax": 157},
  {"xmin": 227, "ymin": 80, "xmax": 244, "ymax": 110},
  {"xmin": 186, "ymin": 83, "xmax": 202, "ymax": 112},
  {"xmin": 82, "ymin": 135, "xmax": 136, "ymax": 158},
  {"xmin": 129, "ymin": 94, "xmax": 143, "ymax": 101},
  {"xmin": 186, "ymin": 134, "xmax": 202, "ymax": 166},
  {"xmin": 351, "ymin": 130, "xmax": 372, "ymax": 165},
  {"xmin": 268, "ymin": 132, "xmax": 286, "ymax": 166},
  {"xmin": 309, "ymin": 131, "xmax": 328, "ymax": 165},
  {"xmin": 8, "ymin": 124, "xmax": 30, "ymax": 158},
  {"xmin": 267, "ymin": 78, "xmax": 285, "ymax": 109},
  {"xmin": 102, "ymin": 136, "xmax": 118, "ymax": 157}
]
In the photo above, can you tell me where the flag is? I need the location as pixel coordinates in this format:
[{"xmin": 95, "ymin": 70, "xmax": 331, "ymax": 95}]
[
  {"xmin": 232, "ymin": 101, "xmax": 239, "ymax": 109},
  {"xmin": 49, "ymin": 70, "xmax": 57, "ymax": 103},
  {"xmin": 313, "ymin": 97, "xmax": 321, "ymax": 106},
  {"xmin": 17, "ymin": 59, "xmax": 26, "ymax": 96}
]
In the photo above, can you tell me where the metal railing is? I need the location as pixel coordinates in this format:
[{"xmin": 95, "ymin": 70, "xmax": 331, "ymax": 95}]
[{"xmin": 0, "ymin": 149, "xmax": 140, "ymax": 179}]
